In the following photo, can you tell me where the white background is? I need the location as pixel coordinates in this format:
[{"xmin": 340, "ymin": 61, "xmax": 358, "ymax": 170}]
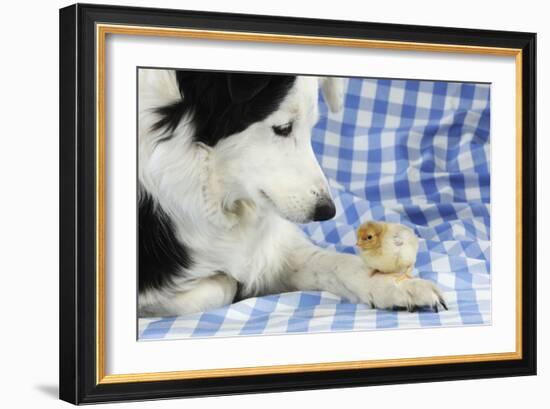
[{"xmin": 0, "ymin": 0, "xmax": 546, "ymax": 408}]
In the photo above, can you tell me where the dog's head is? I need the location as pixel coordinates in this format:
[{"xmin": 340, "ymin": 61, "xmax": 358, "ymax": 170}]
[{"xmin": 150, "ymin": 71, "xmax": 344, "ymax": 224}]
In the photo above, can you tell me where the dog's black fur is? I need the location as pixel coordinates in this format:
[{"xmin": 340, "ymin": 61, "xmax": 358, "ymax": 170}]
[
  {"xmin": 152, "ymin": 70, "xmax": 296, "ymax": 146},
  {"xmin": 138, "ymin": 192, "xmax": 193, "ymax": 292}
]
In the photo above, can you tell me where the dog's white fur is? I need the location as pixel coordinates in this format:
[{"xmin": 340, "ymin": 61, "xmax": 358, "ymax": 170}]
[{"xmin": 138, "ymin": 69, "xmax": 444, "ymax": 317}]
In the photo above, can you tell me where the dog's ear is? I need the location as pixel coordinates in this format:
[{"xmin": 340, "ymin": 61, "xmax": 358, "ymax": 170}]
[
  {"xmin": 319, "ymin": 77, "xmax": 344, "ymax": 113},
  {"xmin": 226, "ymin": 74, "xmax": 272, "ymax": 103}
]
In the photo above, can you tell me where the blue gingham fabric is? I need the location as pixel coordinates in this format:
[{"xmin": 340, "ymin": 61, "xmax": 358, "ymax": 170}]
[{"xmin": 139, "ymin": 77, "xmax": 491, "ymax": 340}]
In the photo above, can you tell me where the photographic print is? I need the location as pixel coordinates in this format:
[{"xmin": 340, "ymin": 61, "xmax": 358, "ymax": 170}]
[
  {"xmin": 137, "ymin": 69, "xmax": 491, "ymax": 340},
  {"xmin": 59, "ymin": 4, "xmax": 535, "ymax": 403}
]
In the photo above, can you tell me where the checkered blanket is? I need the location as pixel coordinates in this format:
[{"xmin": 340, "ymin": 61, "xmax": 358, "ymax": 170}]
[{"xmin": 139, "ymin": 78, "xmax": 491, "ymax": 340}]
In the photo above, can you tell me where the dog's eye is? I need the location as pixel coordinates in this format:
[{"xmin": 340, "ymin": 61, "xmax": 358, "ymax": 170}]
[{"xmin": 272, "ymin": 122, "xmax": 293, "ymax": 137}]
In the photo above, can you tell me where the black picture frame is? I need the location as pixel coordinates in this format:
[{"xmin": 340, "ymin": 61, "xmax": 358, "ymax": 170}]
[{"xmin": 59, "ymin": 3, "xmax": 537, "ymax": 404}]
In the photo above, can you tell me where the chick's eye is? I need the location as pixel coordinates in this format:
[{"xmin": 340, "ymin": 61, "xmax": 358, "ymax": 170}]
[
  {"xmin": 272, "ymin": 122, "xmax": 293, "ymax": 137},
  {"xmin": 367, "ymin": 235, "xmax": 373, "ymax": 240}
]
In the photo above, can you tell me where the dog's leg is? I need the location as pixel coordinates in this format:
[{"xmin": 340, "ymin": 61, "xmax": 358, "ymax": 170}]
[
  {"xmin": 285, "ymin": 239, "xmax": 446, "ymax": 311},
  {"xmin": 139, "ymin": 273, "xmax": 238, "ymax": 317}
]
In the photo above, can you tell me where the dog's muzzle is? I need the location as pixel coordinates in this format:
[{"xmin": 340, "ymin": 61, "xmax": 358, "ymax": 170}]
[{"xmin": 312, "ymin": 196, "xmax": 336, "ymax": 221}]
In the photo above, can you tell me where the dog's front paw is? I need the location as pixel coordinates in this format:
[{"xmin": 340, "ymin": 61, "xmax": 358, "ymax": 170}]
[
  {"xmin": 369, "ymin": 277, "xmax": 447, "ymax": 312},
  {"xmin": 397, "ymin": 278, "xmax": 447, "ymax": 312}
]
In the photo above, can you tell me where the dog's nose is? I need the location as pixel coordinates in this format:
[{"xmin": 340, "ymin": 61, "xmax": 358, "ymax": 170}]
[{"xmin": 312, "ymin": 198, "xmax": 336, "ymax": 222}]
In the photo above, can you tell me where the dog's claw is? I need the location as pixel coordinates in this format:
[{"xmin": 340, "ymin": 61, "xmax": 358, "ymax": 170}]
[
  {"xmin": 382, "ymin": 278, "xmax": 448, "ymax": 314},
  {"xmin": 390, "ymin": 302, "xmax": 448, "ymax": 313}
]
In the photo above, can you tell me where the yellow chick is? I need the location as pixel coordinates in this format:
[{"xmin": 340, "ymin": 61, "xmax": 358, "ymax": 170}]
[{"xmin": 356, "ymin": 221, "xmax": 419, "ymax": 283}]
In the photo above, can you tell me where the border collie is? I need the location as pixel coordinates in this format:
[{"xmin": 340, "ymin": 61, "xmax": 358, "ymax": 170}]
[{"xmin": 138, "ymin": 69, "xmax": 446, "ymax": 317}]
